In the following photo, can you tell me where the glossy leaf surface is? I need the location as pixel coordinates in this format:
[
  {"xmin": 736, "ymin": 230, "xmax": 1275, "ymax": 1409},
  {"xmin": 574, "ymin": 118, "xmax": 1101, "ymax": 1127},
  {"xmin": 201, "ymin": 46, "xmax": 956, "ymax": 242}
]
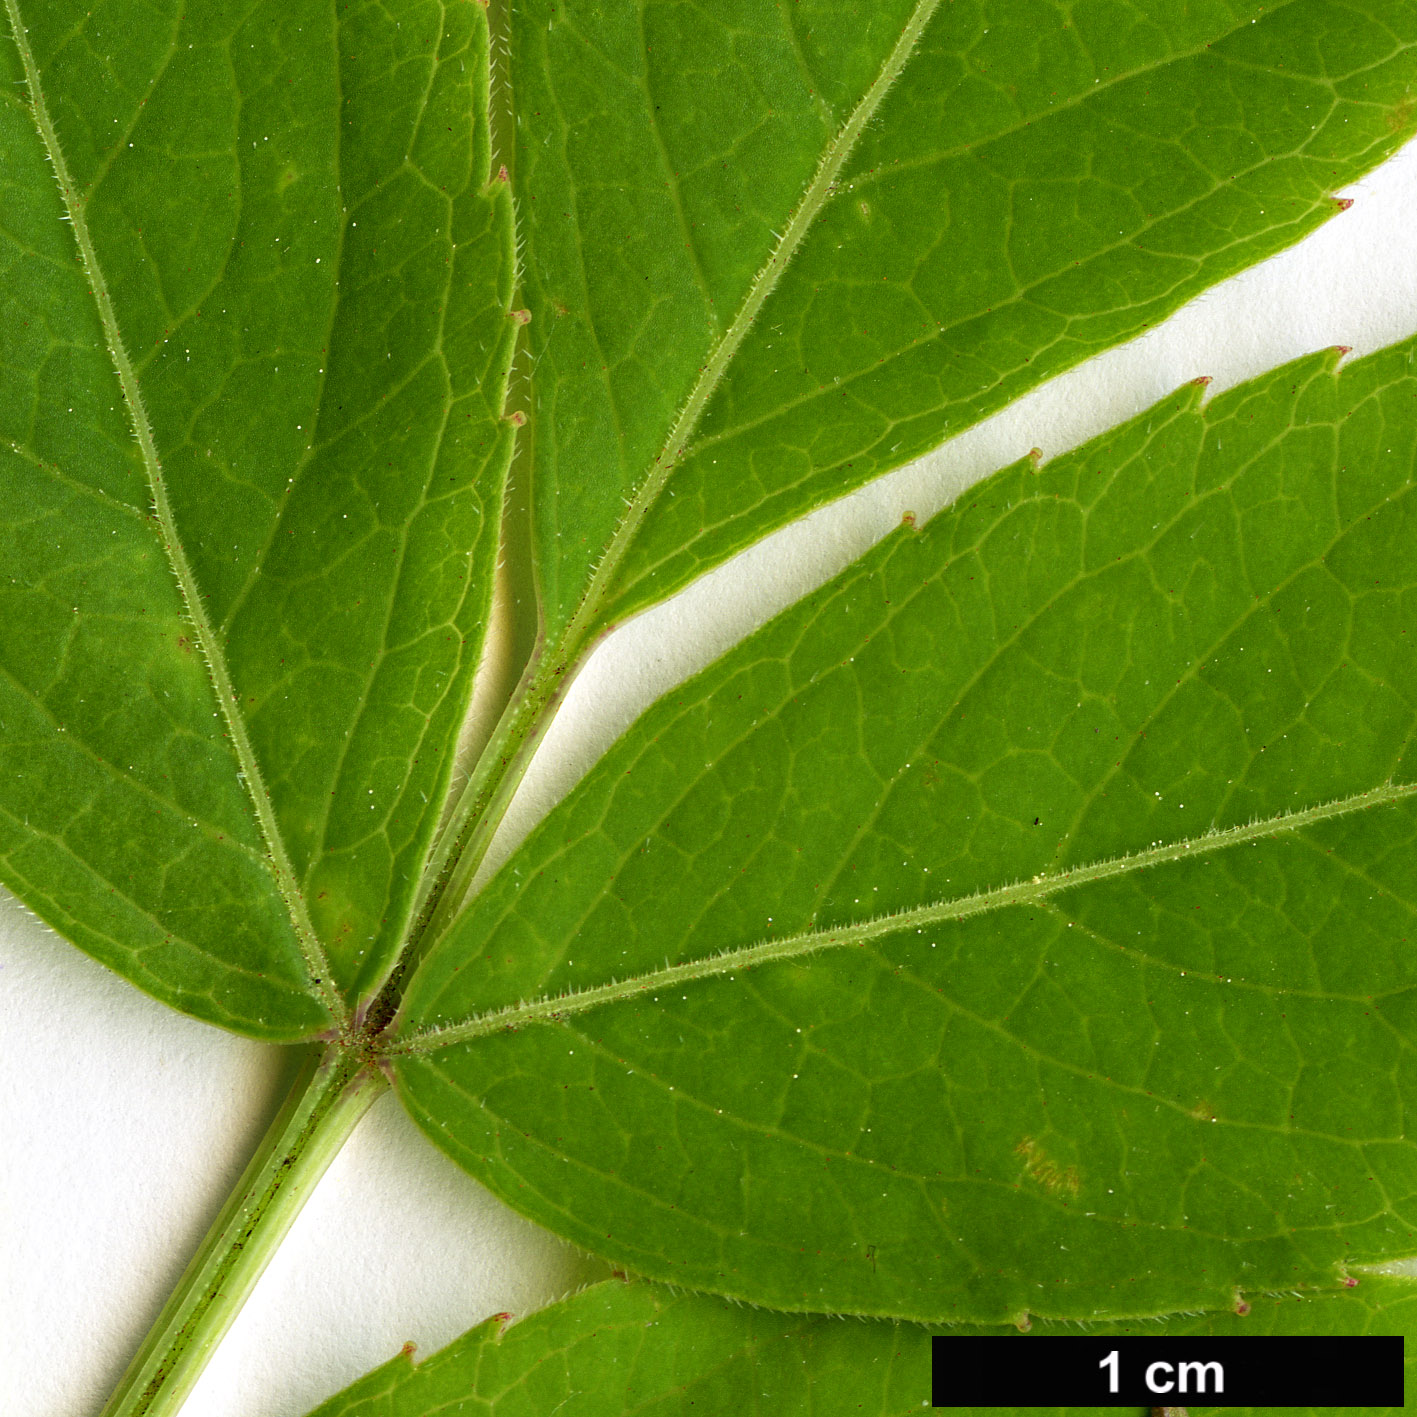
[
  {"xmin": 0, "ymin": 0, "xmax": 514, "ymax": 1031},
  {"xmin": 400, "ymin": 336, "xmax": 1417, "ymax": 1322},
  {"xmin": 303, "ymin": 1276, "xmax": 1416, "ymax": 1416},
  {"xmin": 511, "ymin": 0, "xmax": 1417, "ymax": 640}
]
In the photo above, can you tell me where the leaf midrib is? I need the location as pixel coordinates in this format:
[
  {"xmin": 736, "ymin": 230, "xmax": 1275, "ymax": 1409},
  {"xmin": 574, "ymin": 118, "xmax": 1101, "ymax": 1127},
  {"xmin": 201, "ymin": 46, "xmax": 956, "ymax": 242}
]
[
  {"xmin": 582, "ymin": 0, "xmax": 1346, "ymax": 605},
  {"xmin": 4, "ymin": 1, "xmax": 345, "ymax": 1026},
  {"xmin": 392, "ymin": 778, "xmax": 1417, "ymax": 1054},
  {"xmin": 562, "ymin": 0, "xmax": 1336, "ymax": 624},
  {"xmin": 554, "ymin": 0, "xmax": 946, "ymax": 651}
]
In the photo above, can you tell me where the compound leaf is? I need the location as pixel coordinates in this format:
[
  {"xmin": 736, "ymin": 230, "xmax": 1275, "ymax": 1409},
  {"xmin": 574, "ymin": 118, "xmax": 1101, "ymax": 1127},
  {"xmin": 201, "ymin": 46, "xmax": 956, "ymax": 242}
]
[
  {"xmin": 8, "ymin": 0, "xmax": 1417, "ymax": 1395},
  {"xmin": 397, "ymin": 334, "xmax": 1417, "ymax": 1323},
  {"xmin": 0, "ymin": 0, "xmax": 514, "ymax": 1032}
]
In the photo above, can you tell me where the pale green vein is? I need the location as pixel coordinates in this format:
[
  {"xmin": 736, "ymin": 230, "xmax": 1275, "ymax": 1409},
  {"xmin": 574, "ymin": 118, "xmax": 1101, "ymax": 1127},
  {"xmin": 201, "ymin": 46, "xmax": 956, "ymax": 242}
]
[
  {"xmin": 836, "ymin": 0, "xmax": 1310, "ymax": 193},
  {"xmin": 557, "ymin": 0, "xmax": 945, "ymax": 651},
  {"xmin": 389, "ymin": 779, "xmax": 1417, "ymax": 1055},
  {"xmin": 399, "ymin": 0, "xmax": 944, "ymax": 956},
  {"xmin": 3, "ymin": 2, "xmax": 346, "ymax": 1026},
  {"xmin": 4, "ymin": 437, "xmax": 148, "ymax": 520}
]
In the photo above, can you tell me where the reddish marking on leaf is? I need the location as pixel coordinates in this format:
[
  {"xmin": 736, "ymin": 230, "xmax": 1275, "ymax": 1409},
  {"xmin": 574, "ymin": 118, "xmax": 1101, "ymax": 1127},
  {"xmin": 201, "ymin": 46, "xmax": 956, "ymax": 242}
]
[{"xmin": 505, "ymin": 410, "xmax": 527, "ymax": 427}]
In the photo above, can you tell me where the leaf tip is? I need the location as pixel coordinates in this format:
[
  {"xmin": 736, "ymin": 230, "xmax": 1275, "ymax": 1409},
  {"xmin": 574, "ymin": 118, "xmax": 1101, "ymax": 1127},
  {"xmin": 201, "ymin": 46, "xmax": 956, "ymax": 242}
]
[
  {"xmin": 508, "ymin": 308, "xmax": 532, "ymax": 325},
  {"xmin": 505, "ymin": 410, "xmax": 527, "ymax": 427},
  {"xmin": 1331, "ymin": 196, "xmax": 1355, "ymax": 213},
  {"xmin": 1012, "ymin": 1312, "xmax": 1032, "ymax": 1333},
  {"xmin": 900, "ymin": 510, "xmax": 918, "ymax": 529}
]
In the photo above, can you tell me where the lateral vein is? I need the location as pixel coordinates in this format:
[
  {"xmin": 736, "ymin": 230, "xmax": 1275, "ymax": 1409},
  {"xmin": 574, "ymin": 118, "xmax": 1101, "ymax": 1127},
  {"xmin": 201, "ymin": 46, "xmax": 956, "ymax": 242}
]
[
  {"xmin": 5, "ymin": 2, "xmax": 346, "ymax": 1025},
  {"xmin": 391, "ymin": 779, "xmax": 1417, "ymax": 1054},
  {"xmin": 559, "ymin": 0, "xmax": 944, "ymax": 649}
]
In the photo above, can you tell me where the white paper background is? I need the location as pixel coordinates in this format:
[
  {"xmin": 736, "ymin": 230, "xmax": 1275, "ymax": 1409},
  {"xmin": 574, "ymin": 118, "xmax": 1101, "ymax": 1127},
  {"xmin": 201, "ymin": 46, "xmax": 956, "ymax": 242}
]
[{"xmin": 6, "ymin": 136, "xmax": 1417, "ymax": 1417}]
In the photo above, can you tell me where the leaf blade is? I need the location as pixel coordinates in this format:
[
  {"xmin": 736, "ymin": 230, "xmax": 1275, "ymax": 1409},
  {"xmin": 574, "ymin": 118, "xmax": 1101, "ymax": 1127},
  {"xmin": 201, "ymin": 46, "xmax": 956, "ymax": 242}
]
[
  {"xmin": 0, "ymin": 0, "xmax": 515, "ymax": 1029},
  {"xmin": 2, "ymin": 0, "xmax": 350, "ymax": 1017},
  {"xmin": 300, "ymin": 1277, "xmax": 1417, "ymax": 1416},
  {"xmin": 398, "ymin": 335, "xmax": 1417, "ymax": 1319},
  {"xmin": 514, "ymin": 0, "xmax": 1417, "ymax": 642},
  {"xmin": 0, "ymin": 12, "xmax": 325, "ymax": 1037}
]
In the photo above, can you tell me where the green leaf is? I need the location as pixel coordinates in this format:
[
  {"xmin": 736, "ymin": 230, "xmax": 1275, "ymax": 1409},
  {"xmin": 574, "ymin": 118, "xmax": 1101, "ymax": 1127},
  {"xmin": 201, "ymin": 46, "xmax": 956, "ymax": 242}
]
[
  {"xmin": 302, "ymin": 1276, "xmax": 1417, "ymax": 1417},
  {"xmin": 397, "ymin": 334, "xmax": 1417, "ymax": 1323},
  {"xmin": 0, "ymin": 0, "xmax": 514, "ymax": 1032},
  {"xmin": 8, "ymin": 0, "xmax": 1417, "ymax": 1406},
  {"xmin": 301, "ymin": 1280, "xmax": 928, "ymax": 1417},
  {"xmin": 510, "ymin": 0, "xmax": 1417, "ymax": 645}
]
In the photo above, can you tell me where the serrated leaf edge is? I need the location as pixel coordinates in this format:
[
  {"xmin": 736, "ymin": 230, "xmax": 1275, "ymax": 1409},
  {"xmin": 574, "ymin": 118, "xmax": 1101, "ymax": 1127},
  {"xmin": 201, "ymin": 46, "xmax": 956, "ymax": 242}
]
[{"xmin": 555, "ymin": 0, "xmax": 946, "ymax": 652}]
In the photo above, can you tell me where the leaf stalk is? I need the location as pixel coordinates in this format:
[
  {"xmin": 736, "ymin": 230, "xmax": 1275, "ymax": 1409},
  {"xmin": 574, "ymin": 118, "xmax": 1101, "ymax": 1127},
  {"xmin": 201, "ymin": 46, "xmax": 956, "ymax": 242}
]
[
  {"xmin": 361, "ymin": 636, "xmax": 588, "ymax": 1038},
  {"xmin": 99, "ymin": 1044, "xmax": 384, "ymax": 1417}
]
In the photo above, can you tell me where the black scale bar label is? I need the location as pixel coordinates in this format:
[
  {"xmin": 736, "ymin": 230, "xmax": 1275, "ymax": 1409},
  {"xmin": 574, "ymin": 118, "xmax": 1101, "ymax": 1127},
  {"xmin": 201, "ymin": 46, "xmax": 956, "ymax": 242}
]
[{"xmin": 932, "ymin": 1334, "xmax": 1404, "ymax": 1407}]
